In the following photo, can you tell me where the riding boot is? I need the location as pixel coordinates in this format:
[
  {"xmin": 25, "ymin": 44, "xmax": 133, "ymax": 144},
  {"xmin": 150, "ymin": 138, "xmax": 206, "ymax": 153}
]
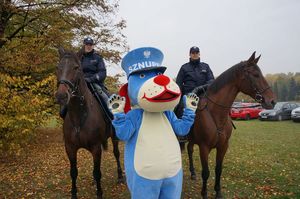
[
  {"xmin": 93, "ymin": 83, "xmax": 113, "ymax": 121},
  {"xmin": 59, "ymin": 105, "xmax": 68, "ymax": 119}
]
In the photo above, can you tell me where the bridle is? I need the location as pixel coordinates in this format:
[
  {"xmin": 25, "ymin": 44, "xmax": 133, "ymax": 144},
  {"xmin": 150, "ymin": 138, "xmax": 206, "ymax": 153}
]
[
  {"xmin": 245, "ymin": 70, "xmax": 271, "ymax": 104},
  {"xmin": 58, "ymin": 79, "xmax": 78, "ymax": 96}
]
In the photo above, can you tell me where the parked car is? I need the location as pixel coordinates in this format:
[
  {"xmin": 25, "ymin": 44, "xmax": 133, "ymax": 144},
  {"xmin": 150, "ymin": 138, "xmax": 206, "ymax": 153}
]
[
  {"xmin": 259, "ymin": 102, "xmax": 299, "ymax": 121},
  {"xmin": 291, "ymin": 107, "xmax": 300, "ymax": 122},
  {"xmin": 230, "ymin": 103, "xmax": 263, "ymax": 120}
]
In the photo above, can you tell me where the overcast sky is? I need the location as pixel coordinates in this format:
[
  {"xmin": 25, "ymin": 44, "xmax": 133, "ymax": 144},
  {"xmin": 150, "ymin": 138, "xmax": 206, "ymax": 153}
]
[{"xmin": 109, "ymin": 0, "xmax": 300, "ymax": 79}]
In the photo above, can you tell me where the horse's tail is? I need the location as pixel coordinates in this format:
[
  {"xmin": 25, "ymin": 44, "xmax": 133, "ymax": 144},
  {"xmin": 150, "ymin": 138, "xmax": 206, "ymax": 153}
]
[
  {"xmin": 101, "ymin": 123, "xmax": 114, "ymax": 151},
  {"xmin": 102, "ymin": 139, "xmax": 108, "ymax": 151}
]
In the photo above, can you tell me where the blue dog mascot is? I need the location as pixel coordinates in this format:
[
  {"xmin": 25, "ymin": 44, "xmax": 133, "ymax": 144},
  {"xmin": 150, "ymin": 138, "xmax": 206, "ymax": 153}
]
[{"xmin": 108, "ymin": 47, "xmax": 199, "ymax": 199}]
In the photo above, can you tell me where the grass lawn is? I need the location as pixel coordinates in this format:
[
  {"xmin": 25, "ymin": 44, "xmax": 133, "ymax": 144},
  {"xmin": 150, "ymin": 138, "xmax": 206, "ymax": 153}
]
[{"xmin": 0, "ymin": 120, "xmax": 299, "ymax": 198}]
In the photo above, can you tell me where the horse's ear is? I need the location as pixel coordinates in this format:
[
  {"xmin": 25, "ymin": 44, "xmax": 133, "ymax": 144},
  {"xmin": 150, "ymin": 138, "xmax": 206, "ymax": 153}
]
[
  {"xmin": 247, "ymin": 51, "xmax": 256, "ymax": 64},
  {"xmin": 77, "ymin": 46, "xmax": 85, "ymax": 60},
  {"xmin": 119, "ymin": 83, "xmax": 131, "ymax": 113},
  {"xmin": 58, "ymin": 46, "xmax": 65, "ymax": 58},
  {"xmin": 253, "ymin": 54, "xmax": 261, "ymax": 64}
]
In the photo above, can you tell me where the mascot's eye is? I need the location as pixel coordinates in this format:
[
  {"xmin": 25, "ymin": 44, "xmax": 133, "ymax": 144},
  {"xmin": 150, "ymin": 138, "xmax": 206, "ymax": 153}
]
[
  {"xmin": 140, "ymin": 74, "xmax": 145, "ymax": 78},
  {"xmin": 157, "ymin": 72, "xmax": 162, "ymax": 75}
]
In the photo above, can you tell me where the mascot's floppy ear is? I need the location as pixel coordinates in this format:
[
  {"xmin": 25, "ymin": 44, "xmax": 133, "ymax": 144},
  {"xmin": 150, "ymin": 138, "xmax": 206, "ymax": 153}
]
[{"xmin": 119, "ymin": 83, "xmax": 131, "ymax": 113}]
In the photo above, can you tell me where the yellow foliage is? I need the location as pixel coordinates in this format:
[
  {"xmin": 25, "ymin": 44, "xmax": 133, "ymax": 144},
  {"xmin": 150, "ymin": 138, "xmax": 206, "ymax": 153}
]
[{"xmin": 0, "ymin": 71, "xmax": 57, "ymax": 154}]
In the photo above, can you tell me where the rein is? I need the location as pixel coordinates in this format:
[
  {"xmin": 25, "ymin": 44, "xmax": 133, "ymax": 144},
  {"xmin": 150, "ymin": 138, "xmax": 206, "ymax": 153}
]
[
  {"xmin": 57, "ymin": 78, "xmax": 85, "ymax": 104},
  {"xmin": 195, "ymin": 71, "xmax": 270, "ymax": 135},
  {"xmin": 58, "ymin": 79, "xmax": 76, "ymax": 91}
]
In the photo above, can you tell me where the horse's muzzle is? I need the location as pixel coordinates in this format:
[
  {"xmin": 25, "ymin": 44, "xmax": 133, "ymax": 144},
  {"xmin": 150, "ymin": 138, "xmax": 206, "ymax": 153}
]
[
  {"xmin": 55, "ymin": 87, "xmax": 71, "ymax": 105},
  {"xmin": 262, "ymin": 99, "xmax": 276, "ymax": 110}
]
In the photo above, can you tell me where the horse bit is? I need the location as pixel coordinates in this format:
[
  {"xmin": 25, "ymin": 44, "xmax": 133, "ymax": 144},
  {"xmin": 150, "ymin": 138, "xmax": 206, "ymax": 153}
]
[{"xmin": 57, "ymin": 78, "xmax": 85, "ymax": 105}]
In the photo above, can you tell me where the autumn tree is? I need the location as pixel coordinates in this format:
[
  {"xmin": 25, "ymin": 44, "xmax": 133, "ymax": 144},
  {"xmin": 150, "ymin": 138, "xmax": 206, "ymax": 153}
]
[{"xmin": 0, "ymin": 0, "xmax": 127, "ymax": 154}]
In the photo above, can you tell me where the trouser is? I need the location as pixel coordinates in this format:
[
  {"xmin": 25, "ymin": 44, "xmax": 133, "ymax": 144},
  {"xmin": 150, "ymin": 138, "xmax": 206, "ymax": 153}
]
[{"xmin": 92, "ymin": 83, "xmax": 109, "ymax": 104}]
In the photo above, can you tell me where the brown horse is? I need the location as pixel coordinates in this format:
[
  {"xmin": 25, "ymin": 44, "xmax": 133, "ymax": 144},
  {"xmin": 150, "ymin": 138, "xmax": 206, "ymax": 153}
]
[
  {"xmin": 55, "ymin": 47, "xmax": 124, "ymax": 199},
  {"xmin": 187, "ymin": 52, "xmax": 276, "ymax": 199}
]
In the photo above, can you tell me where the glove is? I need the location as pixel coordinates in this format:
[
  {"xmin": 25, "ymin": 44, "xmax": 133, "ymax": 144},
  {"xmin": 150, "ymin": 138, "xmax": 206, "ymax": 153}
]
[
  {"xmin": 108, "ymin": 94, "xmax": 126, "ymax": 114},
  {"xmin": 183, "ymin": 93, "xmax": 199, "ymax": 112},
  {"xmin": 84, "ymin": 74, "xmax": 99, "ymax": 83},
  {"xmin": 84, "ymin": 77, "xmax": 93, "ymax": 83}
]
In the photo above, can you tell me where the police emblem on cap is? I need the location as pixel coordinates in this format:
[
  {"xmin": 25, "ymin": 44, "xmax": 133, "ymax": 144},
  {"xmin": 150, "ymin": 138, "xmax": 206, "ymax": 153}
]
[{"xmin": 144, "ymin": 50, "xmax": 151, "ymax": 58}]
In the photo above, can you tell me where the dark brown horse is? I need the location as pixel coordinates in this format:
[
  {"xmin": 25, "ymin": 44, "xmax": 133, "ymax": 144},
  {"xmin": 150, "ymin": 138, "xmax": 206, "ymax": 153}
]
[
  {"xmin": 55, "ymin": 47, "xmax": 124, "ymax": 199},
  {"xmin": 187, "ymin": 52, "xmax": 276, "ymax": 199}
]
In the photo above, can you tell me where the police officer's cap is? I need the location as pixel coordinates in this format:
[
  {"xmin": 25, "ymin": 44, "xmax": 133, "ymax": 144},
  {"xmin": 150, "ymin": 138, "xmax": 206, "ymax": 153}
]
[
  {"xmin": 83, "ymin": 37, "xmax": 94, "ymax": 45},
  {"xmin": 190, "ymin": 46, "xmax": 200, "ymax": 53}
]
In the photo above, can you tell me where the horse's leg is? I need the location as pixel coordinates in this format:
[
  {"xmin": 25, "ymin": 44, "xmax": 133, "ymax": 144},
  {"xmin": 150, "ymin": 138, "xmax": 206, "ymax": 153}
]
[
  {"xmin": 214, "ymin": 142, "xmax": 229, "ymax": 199},
  {"xmin": 200, "ymin": 145, "xmax": 210, "ymax": 199},
  {"xmin": 92, "ymin": 147, "xmax": 103, "ymax": 199},
  {"xmin": 112, "ymin": 139, "xmax": 125, "ymax": 183},
  {"xmin": 65, "ymin": 145, "xmax": 78, "ymax": 199},
  {"xmin": 187, "ymin": 141, "xmax": 196, "ymax": 180}
]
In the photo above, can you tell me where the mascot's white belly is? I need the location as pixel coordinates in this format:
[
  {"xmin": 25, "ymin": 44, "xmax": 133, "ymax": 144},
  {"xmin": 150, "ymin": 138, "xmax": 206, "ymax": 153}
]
[{"xmin": 134, "ymin": 111, "xmax": 181, "ymax": 180}]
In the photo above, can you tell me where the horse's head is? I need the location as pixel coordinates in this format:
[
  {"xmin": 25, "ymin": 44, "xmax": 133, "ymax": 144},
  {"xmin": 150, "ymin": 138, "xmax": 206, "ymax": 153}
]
[
  {"xmin": 55, "ymin": 47, "xmax": 83, "ymax": 106},
  {"xmin": 239, "ymin": 52, "xmax": 276, "ymax": 109}
]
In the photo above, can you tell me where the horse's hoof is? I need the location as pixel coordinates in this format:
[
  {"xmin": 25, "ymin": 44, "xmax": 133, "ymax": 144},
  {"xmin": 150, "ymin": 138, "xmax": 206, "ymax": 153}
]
[
  {"xmin": 71, "ymin": 195, "xmax": 77, "ymax": 199},
  {"xmin": 96, "ymin": 192, "xmax": 103, "ymax": 199},
  {"xmin": 191, "ymin": 174, "xmax": 196, "ymax": 180},
  {"xmin": 201, "ymin": 192, "xmax": 208, "ymax": 199},
  {"xmin": 215, "ymin": 192, "xmax": 223, "ymax": 199}
]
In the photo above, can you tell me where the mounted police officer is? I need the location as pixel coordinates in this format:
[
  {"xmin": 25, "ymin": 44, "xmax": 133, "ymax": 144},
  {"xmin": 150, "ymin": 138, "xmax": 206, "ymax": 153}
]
[
  {"xmin": 81, "ymin": 37, "xmax": 109, "ymax": 103},
  {"xmin": 175, "ymin": 46, "xmax": 214, "ymax": 118},
  {"xmin": 174, "ymin": 46, "xmax": 214, "ymax": 145},
  {"xmin": 59, "ymin": 37, "xmax": 111, "ymax": 119}
]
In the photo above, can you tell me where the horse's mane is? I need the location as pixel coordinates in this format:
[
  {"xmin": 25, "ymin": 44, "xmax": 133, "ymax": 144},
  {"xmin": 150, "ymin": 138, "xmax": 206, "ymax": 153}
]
[{"xmin": 209, "ymin": 61, "xmax": 246, "ymax": 94}]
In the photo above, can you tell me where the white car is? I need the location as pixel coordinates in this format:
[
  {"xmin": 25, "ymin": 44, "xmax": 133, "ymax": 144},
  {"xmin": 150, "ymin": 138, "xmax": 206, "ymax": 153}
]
[{"xmin": 291, "ymin": 107, "xmax": 300, "ymax": 122}]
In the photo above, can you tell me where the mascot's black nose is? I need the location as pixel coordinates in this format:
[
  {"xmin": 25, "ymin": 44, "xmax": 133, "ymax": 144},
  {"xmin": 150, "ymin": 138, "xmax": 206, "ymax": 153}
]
[{"xmin": 154, "ymin": 75, "xmax": 170, "ymax": 86}]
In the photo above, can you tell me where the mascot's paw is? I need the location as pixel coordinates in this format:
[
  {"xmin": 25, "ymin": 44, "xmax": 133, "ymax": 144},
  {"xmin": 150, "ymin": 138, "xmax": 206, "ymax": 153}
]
[
  {"xmin": 183, "ymin": 93, "xmax": 199, "ymax": 111},
  {"xmin": 108, "ymin": 94, "xmax": 126, "ymax": 114}
]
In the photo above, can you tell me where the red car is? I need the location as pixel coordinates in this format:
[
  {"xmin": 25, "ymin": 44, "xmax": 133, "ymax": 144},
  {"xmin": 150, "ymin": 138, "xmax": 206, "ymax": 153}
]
[{"xmin": 230, "ymin": 103, "xmax": 263, "ymax": 120}]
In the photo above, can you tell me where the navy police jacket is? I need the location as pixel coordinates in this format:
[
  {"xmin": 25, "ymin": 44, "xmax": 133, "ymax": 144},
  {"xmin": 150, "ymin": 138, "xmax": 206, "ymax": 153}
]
[
  {"xmin": 81, "ymin": 49, "xmax": 106, "ymax": 86},
  {"xmin": 176, "ymin": 59, "xmax": 214, "ymax": 95}
]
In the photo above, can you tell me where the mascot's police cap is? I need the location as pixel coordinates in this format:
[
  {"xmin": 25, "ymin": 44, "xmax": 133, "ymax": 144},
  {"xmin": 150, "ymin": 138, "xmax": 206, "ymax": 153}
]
[{"xmin": 121, "ymin": 47, "xmax": 166, "ymax": 78}]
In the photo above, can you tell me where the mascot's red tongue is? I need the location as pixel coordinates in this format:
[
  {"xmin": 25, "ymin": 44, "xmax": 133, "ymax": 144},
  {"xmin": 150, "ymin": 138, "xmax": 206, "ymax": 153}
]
[
  {"xmin": 144, "ymin": 90, "xmax": 180, "ymax": 102},
  {"xmin": 157, "ymin": 91, "xmax": 176, "ymax": 100}
]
